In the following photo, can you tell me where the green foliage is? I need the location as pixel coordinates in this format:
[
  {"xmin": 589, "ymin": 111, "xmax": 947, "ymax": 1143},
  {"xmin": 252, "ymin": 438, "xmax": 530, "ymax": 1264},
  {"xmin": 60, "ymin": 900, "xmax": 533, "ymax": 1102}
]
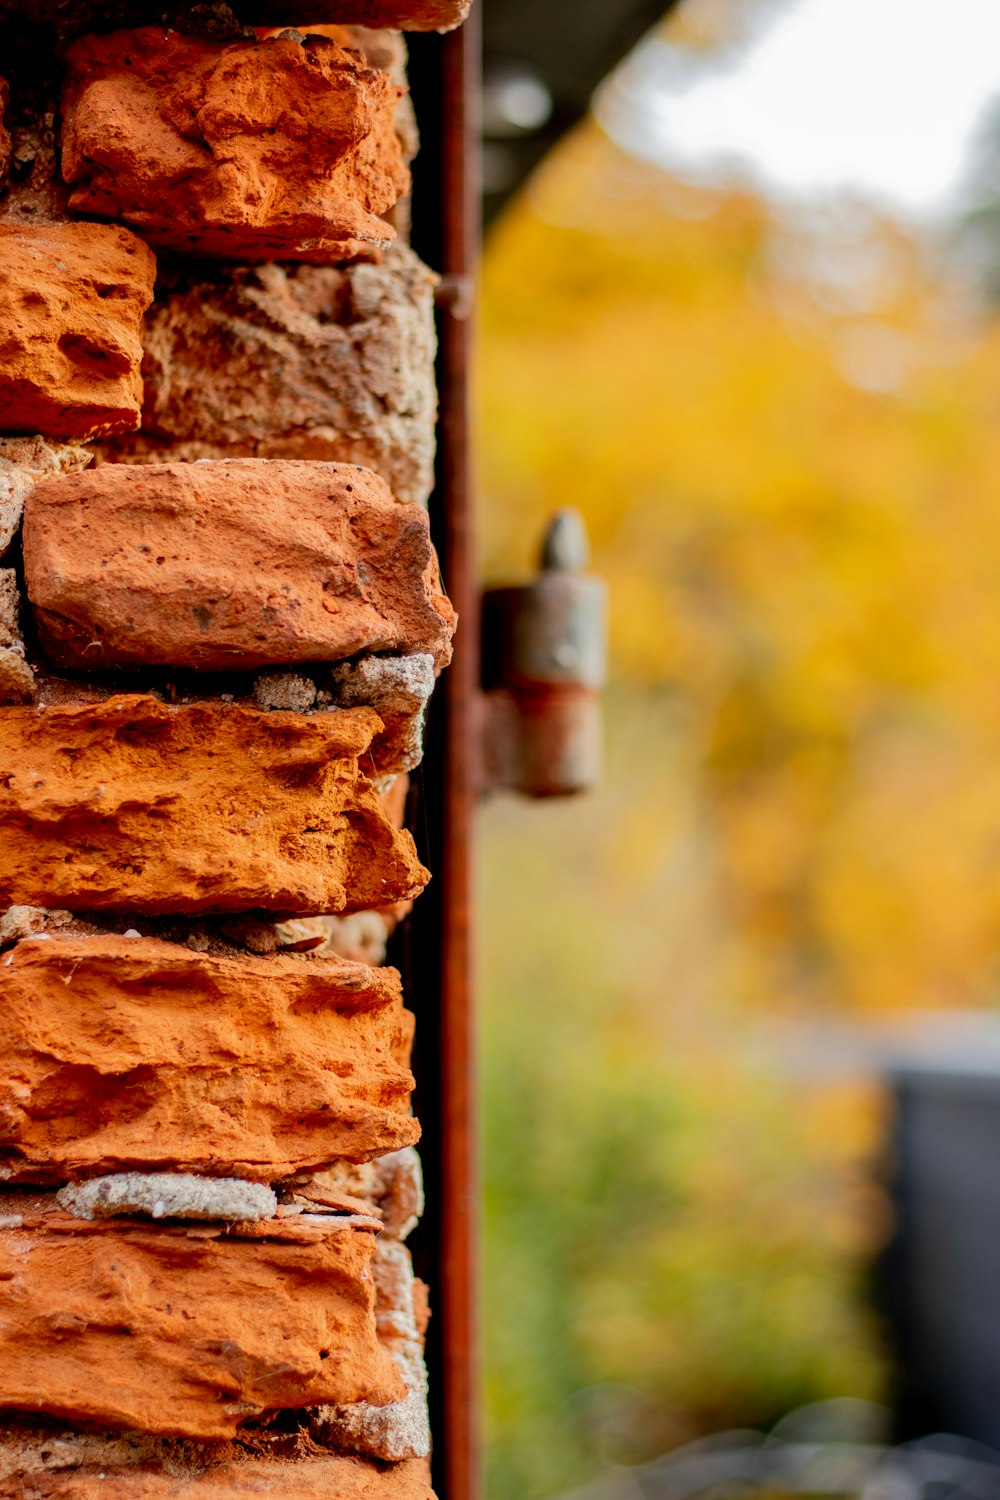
[{"xmin": 480, "ymin": 695, "xmax": 885, "ymax": 1500}]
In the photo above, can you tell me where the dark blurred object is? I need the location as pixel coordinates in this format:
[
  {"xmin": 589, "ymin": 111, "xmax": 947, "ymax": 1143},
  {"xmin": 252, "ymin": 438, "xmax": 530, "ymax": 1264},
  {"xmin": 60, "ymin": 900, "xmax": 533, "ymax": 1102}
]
[
  {"xmin": 952, "ymin": 99, "xmax": 1000, "ymax": 308},
  {"xmin": 481, "ymin": 0, "xmax": 680, "ymax": 223},
  {"xmin": 885, "ymin": 1061, "xmax": 1000, "ymax": 1452},
  {"xmin": 553, "ymin": 1400, "xmax": 1000, "ymax": 1499},
  {"xmin": 481, "ymin": 508, "xmax": 605, "ymax": 797}
]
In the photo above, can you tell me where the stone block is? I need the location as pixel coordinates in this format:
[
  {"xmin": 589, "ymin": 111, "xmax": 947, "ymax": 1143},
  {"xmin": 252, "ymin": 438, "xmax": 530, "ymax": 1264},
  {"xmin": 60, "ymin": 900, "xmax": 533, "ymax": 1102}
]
[
  {"xmin": 312, "ymin": 1238, "xmax": 430, "ymax": 1461},
  {"xmin": 0, "ymin": 437, "xmax": 91, "ymax": 559},
  {"xmin": 0, "ymin": 571, "xmax": 33, "ymax": 704},
  {"xmin": 0, "ymin": 1453, "xmax": 434, "ymax": 1499},
  {"xmin": 276, "ymin": 907, "xmax": 403, "ymax": 967},
  {"xmin": 0, "ymin": 933, "xmax": 418, "ymax": 1182},
  {"xmin": 0, "ymin": 695, "xmax": 428, "ymax": 915},
  {"xmin": 0, "ymin": 224, "xmax": 155, "ymax": 440},
  {"xmin": 0, "ymin": 1205, "xmax": 402, "ymax": 1438},
  {"xmin": 109, "ymin": 246, "xmax": 438, "ymax": 507},
  {"xmin": 61, "ymin": 29, "xmax": 408, "ymax": 262},
  {"xmin": 330, "ymin": 654, "xmax": 435, "ymax": 775},
  {"xmin": 294, "ymin": 1145, "xmax": 424, "ymax": 1239},
  {"xmin": 23, "ymin": 459, "xmax": 455, "ymax": 673},
  {"xmin": 371, "ymin": 1145, "xmax": 425, "ymax": 1240}
]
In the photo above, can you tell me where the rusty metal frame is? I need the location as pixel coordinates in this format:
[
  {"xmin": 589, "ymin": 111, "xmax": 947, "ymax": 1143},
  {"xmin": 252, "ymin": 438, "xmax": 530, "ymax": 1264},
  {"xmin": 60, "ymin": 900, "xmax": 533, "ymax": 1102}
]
[{"xmin": 396, "ymin": 13, "xmax": 480, "ymax": 1500}]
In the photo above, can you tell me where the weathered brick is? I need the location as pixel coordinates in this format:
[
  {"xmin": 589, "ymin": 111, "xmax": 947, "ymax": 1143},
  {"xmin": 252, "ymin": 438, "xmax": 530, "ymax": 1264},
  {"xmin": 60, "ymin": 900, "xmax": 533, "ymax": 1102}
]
[
  {"xmin": 61, "ymin": 30, "xmax": 408, "ymax": 262},
  {"xmin": 0, "ymin": 934, "xmax": 418, "ymax": 1182},
  {"xmin": 0, "ymin": 571, "xmax": 32, "ymax": 704},
  {"xmin": 0, "ymin": 696, "xmax": 428, "ymax": 916},
  {"xmin": 0, "ymin": 1453, "xmax": 434, "ymax": 1499},
  {"xmin": 0, "ymin": 1206, "xmax": 402, "ymax": 1438},
  {"xmin": 0, "ymin": 224, "xmax": 154, "ymax": 440},
  {"xmin": 23, "ymin": 460, "xmax": 455, "ymax": 673}
]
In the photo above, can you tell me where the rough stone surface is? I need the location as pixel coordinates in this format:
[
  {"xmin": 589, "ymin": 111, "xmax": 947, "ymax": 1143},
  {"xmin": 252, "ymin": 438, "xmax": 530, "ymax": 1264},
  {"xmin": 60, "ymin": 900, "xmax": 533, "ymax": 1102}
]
[
  {"xmin": 0, "ymin": 695, "xmax": 428, "ymax": 915},
  {"xmin": 0, "ymin": 1422, "xmax": 431, "ymax": 1485},
  {"xmin": 297, "ymin": 1147, "xmax": 423, "ymax": 1239},
  {"xmin": 312, "ymin": 1239, "xmax": 429, "ymax": 1461},
  {"xmin": 23, "ymin": 460, "xmax": 456, "ymax": 673},
  {"xmin": 275, "ymin": 909, "xmax": 394, "ymax": 966},
  {"xmin": 300, "ymin": 1153, "xmax": 429, "ymax": 1461},
  {"xmin": 0, "ymin": 438, "xmax": 91, "ymax": 559},
  {"xmin": 0, "ymin": 905, "xmax": 309, "ymax": 958},
  {"xmin": 372, "ymin": 1146, "xmax": 424, "ymax": 1240},
  {"xmin": 106, "ymin": 245, "xmax": 438, "ymax": 507},
  {"xmin": 272, "ymin": 777, "xmax": 413, "ymax": 963},
  {"xmin": 253, "ymin": 671, "xmax": 318, "ymax": 713},
  {"xmin": 58, "ymin": 1175, "xmax": 278, "ymax": 1221},
  {"xmin": 0, "ymin": 570, "xmax": 33, "ymax": 703},
  {"xmin": 0, "ymin": 224, "xmax": 155, "ymax": 440},
  {"xmin": 0, "ymin": 933, "xmax": 418, "ymax": 1181},
  {"xmin": 331, "ymin": 653, "xmax": 434, "ymax": 774},
  {"xmin": 0, "ymin": 1453, "xmax": 434, "ymax": 1499},
  {"xmin": 258, "ymin": 25, "xmax": 417, "ymax": 179},
  {"xmin": 0, "ymin": 905, "xmax": 71, "ymax": 947},
  {"xmin": 0, "ymin": 650, "xmax": 34, "ymax": 705},
  {"xmin": 0, "ymin": 70, "xmax": 70, "ymax": 224},
  {"xmin": 0, "ymin": 1207, "xmax": 402, "ymax": 1437},
  {"xmin": 62, "ymin": 30, "xmax": 408, "ymax": 261},
  {"xmin": 0, "ymin": 572, "xmax": 21, "ymax": 650}
]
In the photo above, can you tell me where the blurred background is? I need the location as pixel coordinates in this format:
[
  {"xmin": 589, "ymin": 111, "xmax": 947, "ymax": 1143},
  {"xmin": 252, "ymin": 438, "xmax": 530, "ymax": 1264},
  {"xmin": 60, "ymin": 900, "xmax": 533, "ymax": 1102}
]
[{"xmin": 475, "ymin": 1, "xmax": 1000, "ymax": 1496}]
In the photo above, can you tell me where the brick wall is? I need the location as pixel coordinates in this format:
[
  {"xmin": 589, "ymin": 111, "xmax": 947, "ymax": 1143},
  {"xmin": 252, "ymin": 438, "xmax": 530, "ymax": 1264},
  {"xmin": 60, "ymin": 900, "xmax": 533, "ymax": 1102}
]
[{"xmin": 0, "ymin": 4, "xmax": 471, "ymax": 1493}]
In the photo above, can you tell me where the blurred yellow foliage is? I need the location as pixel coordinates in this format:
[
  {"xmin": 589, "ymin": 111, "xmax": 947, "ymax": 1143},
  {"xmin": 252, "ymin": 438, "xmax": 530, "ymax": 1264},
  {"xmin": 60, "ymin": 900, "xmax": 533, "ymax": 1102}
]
[
  {"xmin": 478, "ymin": 115, "xmax": 1000, "ymax": 1497},
  {"xmin": 481, "ymin": 123, "xmax": 1000, "ymax": 1017}
]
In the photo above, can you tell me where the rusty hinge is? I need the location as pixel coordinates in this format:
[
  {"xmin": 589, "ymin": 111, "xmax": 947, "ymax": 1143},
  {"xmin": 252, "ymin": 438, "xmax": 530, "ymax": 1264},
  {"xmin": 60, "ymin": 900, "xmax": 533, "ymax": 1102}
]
[{"xmin": 480, "ymin": 509, "xmax": 606, "ymax": 798}]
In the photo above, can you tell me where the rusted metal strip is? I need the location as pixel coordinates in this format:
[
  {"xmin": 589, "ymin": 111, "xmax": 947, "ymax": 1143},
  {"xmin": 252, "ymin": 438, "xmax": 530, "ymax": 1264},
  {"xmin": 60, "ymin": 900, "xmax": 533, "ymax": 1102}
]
[
  {"xmin": 400, "ymin": 11, "xmax": 481, "ymax": 1500},
  {"xmin": 435, "ymin": 14, "xmax": 480, "ymax": 1500}
]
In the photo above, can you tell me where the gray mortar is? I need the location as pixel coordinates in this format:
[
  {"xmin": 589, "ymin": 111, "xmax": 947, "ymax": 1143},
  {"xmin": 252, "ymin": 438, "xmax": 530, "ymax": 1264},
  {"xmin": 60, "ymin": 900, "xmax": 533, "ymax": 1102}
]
[
  {"xmin": 0, "ymin": 906, "xmax": 49, "ymax": 947},
  {"xmin": 373, "ymin": 1146, "xmax": 424, "ymax": 1241},
  {"xmin": 253, "ymin": 670, "xmax": 318, "ymax": 713},
  {"xmin": 58, "ymin": 1173, "xmax": 277, "ymax": 1222},
  {"xmin": 0, "ymin": 569, "xmax": 35, "ymax": 702},
  {"xmin": 313, "ymin": 1341, "xmax": 431, "ymax": 1461},
  {"xmin": 330, "ymin": 653, "xmax": 435, "ymax": 771},
  {"xmin": 330, "ymin": 653, "xmax": 434, "ymax": 714},
  {"xmin": 0, "ymin": 436, "xmax": 91, "ymax": 558},
  {"xmin": 273, "ymin": 910, "xmax": 393, "ymax": 964},
  {"xmin": 311, "ymin": 1239, "xmax": 430, "ymax": 1460}
]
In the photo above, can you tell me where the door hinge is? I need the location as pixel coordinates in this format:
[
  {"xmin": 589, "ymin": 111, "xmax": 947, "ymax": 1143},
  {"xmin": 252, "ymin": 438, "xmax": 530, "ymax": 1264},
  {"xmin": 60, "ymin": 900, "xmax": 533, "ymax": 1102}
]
[{"xmin": 480, "ymin": 509, "xmax": 605, "ymax": 798}]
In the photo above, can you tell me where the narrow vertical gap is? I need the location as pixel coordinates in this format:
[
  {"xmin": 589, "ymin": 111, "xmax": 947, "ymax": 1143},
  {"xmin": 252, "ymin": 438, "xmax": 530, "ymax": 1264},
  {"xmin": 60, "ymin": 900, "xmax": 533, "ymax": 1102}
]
[{"xmin": 395, "ymin": 13, "xmax": 481, "ymax": 1500}]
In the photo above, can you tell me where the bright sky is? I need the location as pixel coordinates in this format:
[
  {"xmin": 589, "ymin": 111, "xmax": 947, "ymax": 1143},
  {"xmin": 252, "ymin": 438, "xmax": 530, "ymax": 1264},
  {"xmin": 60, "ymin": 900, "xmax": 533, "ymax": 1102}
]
[{"xmin": 597, "ymin": 0, "xmax": 1000, "ymax": 218}]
